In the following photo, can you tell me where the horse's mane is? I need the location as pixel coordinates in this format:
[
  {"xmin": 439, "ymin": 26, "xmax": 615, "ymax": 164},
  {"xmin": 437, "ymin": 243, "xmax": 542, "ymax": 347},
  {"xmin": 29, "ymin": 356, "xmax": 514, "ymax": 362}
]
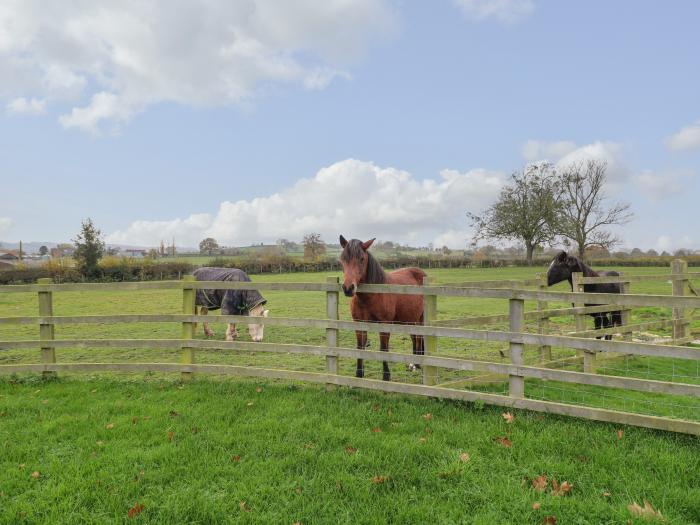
[{"xmin": 340, "ymin": 240, "xmax": 386, "ymax": 284}]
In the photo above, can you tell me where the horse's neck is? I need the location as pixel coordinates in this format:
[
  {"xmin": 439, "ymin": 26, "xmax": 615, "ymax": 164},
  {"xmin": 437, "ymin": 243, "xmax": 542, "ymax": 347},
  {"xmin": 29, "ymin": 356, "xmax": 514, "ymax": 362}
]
[{"xmin": 567, "ymin": 261, "xmax": 597, "ymax": 291}]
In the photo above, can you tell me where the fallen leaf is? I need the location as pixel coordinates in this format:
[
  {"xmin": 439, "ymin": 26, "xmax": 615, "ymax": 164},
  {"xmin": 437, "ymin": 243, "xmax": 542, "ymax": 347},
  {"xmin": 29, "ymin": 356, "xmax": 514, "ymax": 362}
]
[
  {"xmin": 30, "ymin": 471, "xmax": 40, "ymax": 479},
  {"xmin": 371, "ymin": 404, "xmax": 380, "ymax": 412},
  {"xmin": 246, "ymin": 402, "xmax": 254, "ymax": 406},
  {"xmin": 617, "ymin": 429, "xmax": 624, "ymax": 440},
  {"xmin": 502, "ymin": 412, "xmax": 514, "ymax": 424},
  {"xmin": 96, "ymin": 440, "xmax": 104, "ymax": 447},
  {"xmin": 603, "ymin": 491, "xmax": 611, "ymax": 497},
  {"xmin": 459, "ymin": 452, "xmax": 470, "ymax": 462},
  {"xmin": 422, "ymin": 413, "xmax": 433, "ymax": 421},
  {"xmin": 532, "ymin": 502, "xmax": 541, "ymax": 510},
  {"xmin": 542, "ymin": 517, "xmax": 557, "ymax": 525},
  {"xmin": 167, "ymin": 431, "xmax": 174, "ymax": 442},
  {"xmin": 126, "ymin": 503, "xmax": 143, "ymax": 518},
  {"xmin": 494, "ymin": 436, "xmax": 512, "ymax": 448},
  {"xmin": 627, "ymin": 500, "xmax": 664, "ymax": 521},
  {"xmin": 18, "ymin": 464, "xmax": 25, "ymax": 470},
  {"xmin": 239, "ymin": 501, "xmax": 250, "ymax": 512},
  {"xmin": 418, "ymin": 437, "xmax": 427, "ymax": 443},
  {"xmin": 371, "ymin": 475, "xmax": 389, "ymax": 484},
  {"xmin": 105, "ymin": 423, "xmax": 114, "ymax": 430},
  {"xmin": 191, "ymin": 426, "xmax": 199, "ymax": 434},
  {"xmin": 90, "ymin": 389, "xmax": 97, "ymax": 393},
  {"xmin": 169, "ymin": 410, "xmax": 179, "ymax": 417},
  {"xmin": 551, "ymin": 478, "xmax": 573, "ymax": 496},
  {"xmin": 33, "ymin": 389, "xmax": 41, "ymax": 394},
  {"xmin": 294, "ymin": 487, "xmax": 302, "ymax": 495},
  {"xmin": 303, "ymin": 443, "xmax": 315, "ymax": 449},
  {"xmin": 255, "ymin": 387, "xmax": 263, "ymax": 393},
  {"xmin": 41, "ymin": 400, "xmax": 48, "ymax": 405},
  {"xmin": 531, "ymin": 475, "xmax": 548, "ymax": 492},
  {"xmin": 345, "ymin": 446, "xmax": 357, "ymax": 455},
  {"xmin": 132, "ymin": 417, "xmax": 138, "ymax": 425},
  {"xmin": 231, "ymin": 455, "xmax": 241, "ymax": 462},
  {"xmin": 371, "ymin": 427, "xmax": 382, "ymax": 433}
]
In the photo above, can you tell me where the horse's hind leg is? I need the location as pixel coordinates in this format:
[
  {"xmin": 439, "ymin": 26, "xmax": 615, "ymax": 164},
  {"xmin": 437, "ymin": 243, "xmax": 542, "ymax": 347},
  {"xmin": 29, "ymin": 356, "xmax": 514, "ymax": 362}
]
[
  {"xmin": 200, "ymin": 307, "xmax": 214, "ymax": 338},
  {"xmin": 379, "ymin": 332, "xmax": 391, "ymax": 381},
  {"xmin": 603, "ymin": 313, "xmax": 613, "ymax": 341},
  {"xmin": 355, "ymin": 330, "xmax": 368, "ymax": 378},
  {"xmin": 409, "ymin": 334, "xmax": 424, "ymax": 371},
  {"xmin": 593, "ymin": 314, "xmax": 604, "ymax": 339}
]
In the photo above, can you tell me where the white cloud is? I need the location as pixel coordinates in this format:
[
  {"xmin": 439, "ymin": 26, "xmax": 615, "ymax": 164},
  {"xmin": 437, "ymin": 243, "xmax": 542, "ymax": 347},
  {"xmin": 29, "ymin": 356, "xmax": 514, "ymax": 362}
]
[
  {"xmin": 634, "ymin": 169, "xmax": 693, "ymax": 202},
  {"xmin": 0, "ymin": 217, "xmax": 13, "ymax": 235},
  {"xmin": 666, "ymin": 120, "xmax": 700, "ymax": 152},
  {"xmin": 106, "ymin": 159, "xmax": 506, "ymax": 248},
  {"xmin": 6, "ymin": 97, "xmax": 46, "ymax": 114},
  {"xmin": 0, "ymin": 1, "xmax": 396, "ymax": 132},
  {"xmin": 452, "ymin": 0, "xmax": 534, "ymax": 23},
  {"xmin": 521, "ymin": 140, "xmax": 576, "ymax": 162},
  {"xmin": 654, "ymin": 235, "xmax": 696, "ymax": 253}
]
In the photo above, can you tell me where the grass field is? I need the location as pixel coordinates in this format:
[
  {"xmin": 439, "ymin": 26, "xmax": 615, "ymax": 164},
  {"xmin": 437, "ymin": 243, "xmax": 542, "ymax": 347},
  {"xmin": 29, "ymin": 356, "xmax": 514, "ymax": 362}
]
[{"xmin": 1, "ymin": 265, "xmax": 699, "ymax": 523}]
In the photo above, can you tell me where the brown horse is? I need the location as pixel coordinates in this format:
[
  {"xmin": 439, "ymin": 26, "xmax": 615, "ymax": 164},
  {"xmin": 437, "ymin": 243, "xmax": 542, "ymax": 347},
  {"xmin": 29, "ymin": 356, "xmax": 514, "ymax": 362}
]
[{"xmin": 339, "ymin": 235, "xmax": 426, "ymax": 381}]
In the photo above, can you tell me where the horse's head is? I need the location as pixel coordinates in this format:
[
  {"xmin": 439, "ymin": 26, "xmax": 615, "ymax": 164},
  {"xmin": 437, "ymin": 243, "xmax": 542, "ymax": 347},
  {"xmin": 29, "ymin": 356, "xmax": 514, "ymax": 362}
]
[
  {"xmin": 247, "ymin": 303, "xmax": 269, "ymax": 342},
  {"xmin": 339, "ymin": 235, "xmax": 375, "ymax": 297},
  {"xmin": 547, "ymin": 250, "xmax": 583, "ymax": 286}
]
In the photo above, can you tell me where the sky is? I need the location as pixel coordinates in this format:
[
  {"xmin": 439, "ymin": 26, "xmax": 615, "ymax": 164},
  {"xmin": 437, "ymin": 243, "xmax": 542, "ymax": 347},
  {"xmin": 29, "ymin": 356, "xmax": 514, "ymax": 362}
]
[{"xmin": 1, "ymin": 0, "xmax": 699, "ymax": 251}]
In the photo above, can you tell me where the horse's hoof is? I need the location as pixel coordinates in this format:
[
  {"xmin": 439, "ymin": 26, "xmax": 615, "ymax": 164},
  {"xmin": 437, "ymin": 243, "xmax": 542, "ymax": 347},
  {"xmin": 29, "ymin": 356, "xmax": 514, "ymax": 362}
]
[
  {"xmin": 355, "ymin": 370, "xmax": 364, "ymax": 379},
  {"xmin": 382, "ymin": 374, "xmax": 391, "ymax": 382}
]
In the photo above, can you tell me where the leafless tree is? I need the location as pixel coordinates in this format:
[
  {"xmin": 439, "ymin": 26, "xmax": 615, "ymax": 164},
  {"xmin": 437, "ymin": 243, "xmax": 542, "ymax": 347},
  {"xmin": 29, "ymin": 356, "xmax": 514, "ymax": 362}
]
[
  {"xmin": 556, "ymin": 159, "xmax": 632, "ymax": 259},
  {"xmin": 302, "ymin": 233, "xmax": 326, "ymax": 260}
]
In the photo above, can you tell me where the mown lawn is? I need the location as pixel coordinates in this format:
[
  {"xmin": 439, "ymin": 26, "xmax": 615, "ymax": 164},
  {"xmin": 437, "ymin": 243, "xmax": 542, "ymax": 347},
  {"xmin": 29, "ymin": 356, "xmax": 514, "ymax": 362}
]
[{"xmin": 1, "ymin": 376, "xmax": 699, "ymax": 524}]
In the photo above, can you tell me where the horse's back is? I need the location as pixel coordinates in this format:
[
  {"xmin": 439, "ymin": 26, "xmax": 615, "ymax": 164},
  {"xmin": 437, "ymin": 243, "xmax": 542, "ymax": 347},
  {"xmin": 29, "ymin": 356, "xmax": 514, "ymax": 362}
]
[{"xmin": 387, "ymin": 267, "xmax": 426, "ymax": 285}]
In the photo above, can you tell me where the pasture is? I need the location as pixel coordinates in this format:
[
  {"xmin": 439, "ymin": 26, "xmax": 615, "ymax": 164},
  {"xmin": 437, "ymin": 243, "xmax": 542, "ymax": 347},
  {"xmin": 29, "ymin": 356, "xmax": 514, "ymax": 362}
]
[{"xmin": 1, "ymin": 266, "xmax": 699, "ymax": 523}]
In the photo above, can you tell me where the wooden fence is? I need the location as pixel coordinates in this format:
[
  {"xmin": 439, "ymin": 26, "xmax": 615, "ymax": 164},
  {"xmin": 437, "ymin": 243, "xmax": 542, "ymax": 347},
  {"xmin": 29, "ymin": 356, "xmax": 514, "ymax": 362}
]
[{"xmin": 0, "ymin": 265, "xmax": 699, "ymax": 435}]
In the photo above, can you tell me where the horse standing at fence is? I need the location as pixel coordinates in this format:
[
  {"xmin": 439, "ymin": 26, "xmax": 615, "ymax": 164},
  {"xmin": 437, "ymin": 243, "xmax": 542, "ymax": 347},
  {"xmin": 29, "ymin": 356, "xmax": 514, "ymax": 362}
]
[
  {"xmin": 192, "ymin": 267, "xmax": 269, "ymax": 342},
  {"xmin": 339, "ymin": 235, "xmax": 426, "ymax": 381},
  {"xmin": 546, "ymin": 251, "xmax": 622, "ymax": 340}
]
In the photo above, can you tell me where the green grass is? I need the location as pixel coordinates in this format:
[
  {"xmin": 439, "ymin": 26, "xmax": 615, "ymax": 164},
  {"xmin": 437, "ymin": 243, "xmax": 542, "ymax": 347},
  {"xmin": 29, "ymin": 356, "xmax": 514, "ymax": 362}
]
[
  {"xmin": 1, "ymin": 376, "xmax": 699, "ymax": 524},
  {"xmin": 1, "ymin": 266, "xmax": 699, "ymax": 523}
]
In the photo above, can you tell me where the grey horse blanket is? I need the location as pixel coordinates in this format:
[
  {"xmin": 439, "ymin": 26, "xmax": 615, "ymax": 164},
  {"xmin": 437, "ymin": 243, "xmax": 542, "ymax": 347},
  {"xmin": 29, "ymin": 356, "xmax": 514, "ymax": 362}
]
[{"xmin": 193, "ymin": 267, "xmax": 266, "ymax": 315}]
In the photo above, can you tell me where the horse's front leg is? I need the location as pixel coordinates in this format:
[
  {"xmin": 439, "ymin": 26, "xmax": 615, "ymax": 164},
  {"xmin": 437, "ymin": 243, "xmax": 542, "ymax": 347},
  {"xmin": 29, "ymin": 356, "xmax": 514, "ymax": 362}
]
[
  {"xmin": 355, "ymin": 330, "xmax": 368, "ymax": 378},
  {"xmin": 225, "ymin": 323, "xmax": 239, "ymax": 341},
  {"xmin": 379, "ymin": 332, "xmax": 391, "ymax": 381},
  {"xmin": 593, "ymin": 314, "xmax": 603, "ymax": 340},
  {"xmin": 200, "ymin": 306, "xmax": 214, "ymax": 338},
  {"xmin": 602, "ymin": 313, "xmax": 614, "ymax": 341}
]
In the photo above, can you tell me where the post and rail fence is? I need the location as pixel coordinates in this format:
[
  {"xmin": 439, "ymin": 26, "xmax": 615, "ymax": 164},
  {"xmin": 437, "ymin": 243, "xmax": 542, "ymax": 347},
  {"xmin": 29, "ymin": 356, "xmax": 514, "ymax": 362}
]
[{"xmin": 0, "ymin": 261, "xmax": 698, "ymax": 435}]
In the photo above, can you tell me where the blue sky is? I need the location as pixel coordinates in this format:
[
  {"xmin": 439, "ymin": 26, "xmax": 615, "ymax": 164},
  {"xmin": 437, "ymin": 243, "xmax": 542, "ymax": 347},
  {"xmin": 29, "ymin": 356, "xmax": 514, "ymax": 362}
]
[{"xmin": 1, "ymin": 0, "xmax": 699, "ymax": 251}]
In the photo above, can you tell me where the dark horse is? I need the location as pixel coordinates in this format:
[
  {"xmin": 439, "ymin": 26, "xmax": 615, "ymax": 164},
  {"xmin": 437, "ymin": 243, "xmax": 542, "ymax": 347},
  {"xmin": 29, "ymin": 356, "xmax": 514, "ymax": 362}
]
[
  {"xmin": 339, "ymin": 235, "xmax": 426, "ymax": 381},
  {"xmin": 547, "ymin": 251, "xmax": 622, "ymax": 340}
]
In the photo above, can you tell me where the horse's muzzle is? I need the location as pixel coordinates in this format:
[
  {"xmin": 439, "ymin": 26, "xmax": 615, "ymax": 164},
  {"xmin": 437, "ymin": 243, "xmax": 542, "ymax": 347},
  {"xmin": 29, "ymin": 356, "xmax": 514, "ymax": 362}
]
[{"xmin": 342, "ymin": 284, "xmax": 356, "ymax": 297}]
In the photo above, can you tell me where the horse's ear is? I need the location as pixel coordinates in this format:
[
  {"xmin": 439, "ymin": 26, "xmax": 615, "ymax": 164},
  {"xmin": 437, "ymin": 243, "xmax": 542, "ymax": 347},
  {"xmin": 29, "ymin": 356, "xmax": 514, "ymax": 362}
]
[
  {"xmin": 339, "ymin": 235, "xmax": 348, "ymax": 248},
  {"xmin": 361, "ymin": 238, "xmax": 375, "ymax": 251},
  {"xmin": 555, "ymin": 251, "xmax": 568, "ymax": 262}
]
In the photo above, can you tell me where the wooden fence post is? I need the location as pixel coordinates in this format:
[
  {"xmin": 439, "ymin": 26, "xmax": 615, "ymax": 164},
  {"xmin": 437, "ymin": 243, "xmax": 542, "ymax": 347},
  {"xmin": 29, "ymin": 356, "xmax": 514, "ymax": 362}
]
[
  {"xmin": 671, "ymin": 259, "xmax": 690, "ymax": 343},
  {"xmin": 181, "ymin": 275, "xmax": 196, "ymax": 381},
  {"xmin": 37, "ymin": 278, "xmax": 56, "ymax": 378},
  {"xmin": 572, "ymin": 272, "xmax": 596, "ymax": 373},
  {"xmin": 619, "ymin": 274, "xmax": 632, "ymax": 340},
  {"xmin": 423, "ymin": 276, "xmax": 438, "ymax": 386},
  {"xmin": 508, "ymin": 297, "xmax": 525, "ymax": 398},
  {"xmin": 537, "ymin": 273, "xmax": 552, "ymax": 362},
  {"xmin": 326, "ymin": 276, "xmax": 339, "ymax": 389}
]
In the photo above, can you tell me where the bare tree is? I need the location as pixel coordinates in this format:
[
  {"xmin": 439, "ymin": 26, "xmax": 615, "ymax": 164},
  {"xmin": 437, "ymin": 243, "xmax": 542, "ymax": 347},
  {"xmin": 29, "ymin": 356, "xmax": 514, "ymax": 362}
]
[
  {"xmin": 199, "ymin": 237, "xmax": 219, "ymax": 255},
  {"xmin": 556, "ymin": 159, "xmax": 632, "ymax": 259},
  {"xmin": 302, "ymin": 233, "xmax": 326, "ymax": 260},
  {"xmin": 467, "ymin": 163, "xmax": 562, "ymax": 265}
]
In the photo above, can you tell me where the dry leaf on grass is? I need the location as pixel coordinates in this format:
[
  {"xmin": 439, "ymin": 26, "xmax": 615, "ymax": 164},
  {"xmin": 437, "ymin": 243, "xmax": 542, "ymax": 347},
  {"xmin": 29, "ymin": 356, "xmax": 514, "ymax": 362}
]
[
  {"xmin": 239, "ymin": 501, "xmax": 251, "ymax": 512},
  {"xmin": 494, "ymin": 436, "xmax": 512, "ymax": 448},
  {"xmin": 617, "ymin": 429, "xmax": 624, "ymax": 440},
  {"xmin": 167, "ymin": 431, "xmax": 174, "ymax": 442},
  {"xmin": 422, "ymin": 413, "xmax": 433, "ymax": 421},
  {"xmin": 371, "ymin": 427, "xmax": 382, "ymax": 433},
  {"xmin": 551, "ymin": 478, "xmax": 573, "ymax": 496},
  {"xmin": 542, "ymin": 517, "xmax": 557, "ymax": 525},
  {"xmin": 231, "ymin": 455, "xmax": 241, "ymax": 462},
  {"xmin": 246, "ymin": 402, "xmax": 254, "ymax": 406},
  {"xmin": 628, "ymin": 500, "xmax": 665, "ymax": 521},
  {"xmin": 502, "ymin": 412, "xmax": 514, "ymax": 424},
  {"xmin": 371, "ymin": 404, "xmax": 380, "ymax": 412},
  {"xmin": 105, "ymin": 423, "xmax": 114, "ymax": 430},
  {"xmin": 169, "ymin": 410, "xmax": 179, "ymax": 417},
  {"xmin": 30, "ymin": 471, "xmax": 40, "ymax": 479},
  {"xmin": 371, "ymin": 475, "xmax": 389, "ymax": 484},
  {"xmin": 127, "ymin": 502, "xmax": 144, "ymax": 518},
  {"xmin": 532, "ymin": 502, "xmax": 541, "ymax": 510},
  {"xmin": 602, "ymin": 491, "xmax": 611, "ymax": 497},
  {"xmin": 345, "ymin": 446, "xmax": 357, "ymax": 455},
  {"xmin": 18, "ymin": 464, "xmax": 25, "ymax": 470},
  {"xmin": 531, "ymin": 475, "xmax": 548, "ymax": 492},
  {"xmin": 255, "ymin": 387, "xmax": 263, "ymax": 393},
  {"xmin": 459, "ymin": 452, "xmax": 470, "ymax": 462},
  {"xmin": 418, "ymin": 437, "xmax": 427, "ymax": 443}
]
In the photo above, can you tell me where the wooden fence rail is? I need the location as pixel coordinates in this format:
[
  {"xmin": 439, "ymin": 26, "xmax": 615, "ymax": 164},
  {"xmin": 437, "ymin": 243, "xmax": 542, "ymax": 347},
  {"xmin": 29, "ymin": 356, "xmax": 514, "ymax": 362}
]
[{"xmin": 0, "ymin": 261, "xmax": 698, "ymax": 436}]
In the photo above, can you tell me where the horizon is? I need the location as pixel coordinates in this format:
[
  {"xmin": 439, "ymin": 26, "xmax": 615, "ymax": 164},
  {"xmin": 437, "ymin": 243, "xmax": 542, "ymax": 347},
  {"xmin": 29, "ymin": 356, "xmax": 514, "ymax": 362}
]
[{"xmin": 2, "ymin": 1, "xmax": 699, "ymax": 252}]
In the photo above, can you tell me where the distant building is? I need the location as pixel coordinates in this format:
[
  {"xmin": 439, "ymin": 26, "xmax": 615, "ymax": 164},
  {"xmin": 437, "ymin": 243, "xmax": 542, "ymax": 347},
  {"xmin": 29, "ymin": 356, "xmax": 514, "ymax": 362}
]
[
  {"xmin": 122, "ymin": 249, "xmax": 147, "ymax": 258},
  {"xmin": 50, "ymin": 246, "xmax": 75, "ymax": 258},
  {"xmin": 0, "ymin": 250, "xmax": 20, "ymax": 261}
]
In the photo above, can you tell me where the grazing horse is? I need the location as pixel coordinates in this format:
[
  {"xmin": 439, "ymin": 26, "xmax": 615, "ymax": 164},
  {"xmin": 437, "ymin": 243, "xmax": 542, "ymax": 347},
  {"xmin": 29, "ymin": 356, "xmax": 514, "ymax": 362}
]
[
  {"xmin": 339, "ymin": 235, "xmax": 426, "ymax": 381},
  {"xmin": 546, "ymin": 251, "xmax": 622, "ymax": 340},
  {"xmin": 192, "ymin": 267, "xmax": 269, "ymax": 342}
]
